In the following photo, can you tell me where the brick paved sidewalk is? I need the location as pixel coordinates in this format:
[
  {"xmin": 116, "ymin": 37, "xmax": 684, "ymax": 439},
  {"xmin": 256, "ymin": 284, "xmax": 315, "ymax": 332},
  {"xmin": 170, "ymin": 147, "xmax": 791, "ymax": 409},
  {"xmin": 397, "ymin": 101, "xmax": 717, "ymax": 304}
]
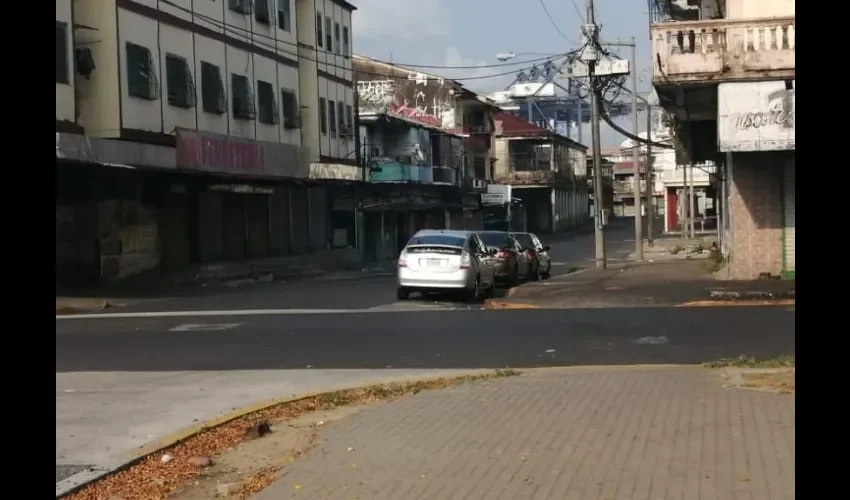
[{"xmin": 256, "ymin": 367, "xmax": 795, "ymax": 500}]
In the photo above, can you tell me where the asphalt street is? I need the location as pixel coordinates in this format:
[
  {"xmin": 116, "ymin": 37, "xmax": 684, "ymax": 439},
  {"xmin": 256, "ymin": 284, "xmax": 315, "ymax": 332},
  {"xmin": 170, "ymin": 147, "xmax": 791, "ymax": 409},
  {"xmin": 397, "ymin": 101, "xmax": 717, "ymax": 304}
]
[
  {"xmin": 74, "ymin": 220, "xmax": 639, "ymax": 314},
  {"xmin": 56, "ymin": 306, "xmax": 795, "ymax": 372}
]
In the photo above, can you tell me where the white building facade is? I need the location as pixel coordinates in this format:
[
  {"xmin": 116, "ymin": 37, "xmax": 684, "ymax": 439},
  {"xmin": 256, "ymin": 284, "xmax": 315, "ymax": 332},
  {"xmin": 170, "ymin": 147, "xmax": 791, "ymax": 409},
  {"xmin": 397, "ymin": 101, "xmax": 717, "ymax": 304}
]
[{"xmin": 56, "ymin": 0, "xmax": 362, "ymax": 286}]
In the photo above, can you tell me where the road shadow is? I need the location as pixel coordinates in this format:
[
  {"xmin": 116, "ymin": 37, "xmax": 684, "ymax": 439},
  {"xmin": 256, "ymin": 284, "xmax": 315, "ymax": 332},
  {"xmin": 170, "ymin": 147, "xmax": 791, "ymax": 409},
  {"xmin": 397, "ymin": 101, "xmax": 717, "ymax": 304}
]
[{"xmin": 56, "ymin": 307, "xmax": 795, "ymax": 372}]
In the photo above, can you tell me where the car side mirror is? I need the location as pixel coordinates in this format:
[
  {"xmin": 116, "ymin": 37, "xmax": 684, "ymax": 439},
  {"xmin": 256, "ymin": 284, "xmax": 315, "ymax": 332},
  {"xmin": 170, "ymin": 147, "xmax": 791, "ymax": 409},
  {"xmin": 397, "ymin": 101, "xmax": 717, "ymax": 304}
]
[{"xmin": 542, "ymin": 245, "xmax": 551, "ymax": 251}]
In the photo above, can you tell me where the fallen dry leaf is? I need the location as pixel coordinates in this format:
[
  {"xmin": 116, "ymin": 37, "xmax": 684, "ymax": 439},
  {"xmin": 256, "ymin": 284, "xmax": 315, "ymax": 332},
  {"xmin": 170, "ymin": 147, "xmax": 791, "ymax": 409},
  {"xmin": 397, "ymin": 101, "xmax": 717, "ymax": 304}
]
[{"xmin": 62, "ymin": 371, "xmax": 519, "ymax": 500}]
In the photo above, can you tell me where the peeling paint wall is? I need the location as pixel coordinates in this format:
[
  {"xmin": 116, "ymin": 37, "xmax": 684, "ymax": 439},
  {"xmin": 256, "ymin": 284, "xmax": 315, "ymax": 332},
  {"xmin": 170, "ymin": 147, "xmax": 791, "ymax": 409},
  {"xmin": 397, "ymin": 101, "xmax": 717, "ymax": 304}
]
[{"xmin": 354, "ymin": 58, "xmax": 461, "ymax": 131}]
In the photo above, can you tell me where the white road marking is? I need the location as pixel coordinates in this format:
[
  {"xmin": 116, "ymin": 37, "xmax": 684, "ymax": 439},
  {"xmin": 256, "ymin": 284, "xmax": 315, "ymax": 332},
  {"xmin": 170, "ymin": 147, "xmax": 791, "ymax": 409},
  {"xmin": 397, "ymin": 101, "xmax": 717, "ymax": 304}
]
[
  {"xmin": 168, "ymin": 323, "xmax": 243, "ymax": 332},
  {"xmin": 56, "ymin": 305, "xmax": 482, "ymax": 320},
  {"xmin": 57, "ymin": 309, "xmax": 360, "ymax": 320},
  {"xmin": 632, "ymin": 336, "xmax": 669, "ymax": 345}
]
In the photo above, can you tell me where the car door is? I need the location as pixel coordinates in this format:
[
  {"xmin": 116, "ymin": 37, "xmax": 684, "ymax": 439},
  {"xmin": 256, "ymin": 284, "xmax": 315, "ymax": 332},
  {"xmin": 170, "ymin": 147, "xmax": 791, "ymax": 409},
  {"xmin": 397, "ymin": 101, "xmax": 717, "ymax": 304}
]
[
  {"xmin": 531, "ymin": 233, "xmax": 550, "ymax": 270},
  {"xmin": 510, "ymin": 237, "xmax": 528, "ymax": 276},
  {"xmin": 474, "ymin": 234, "xmax": 496, "ymax": 287}
]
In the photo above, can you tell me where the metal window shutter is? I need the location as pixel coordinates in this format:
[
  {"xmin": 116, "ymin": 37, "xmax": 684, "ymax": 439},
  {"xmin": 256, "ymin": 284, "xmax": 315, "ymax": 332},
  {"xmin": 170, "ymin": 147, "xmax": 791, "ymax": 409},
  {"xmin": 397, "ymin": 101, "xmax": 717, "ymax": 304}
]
[{"xmin": 782, "ymin": 159, "xmax": 795, "ymax": 276}]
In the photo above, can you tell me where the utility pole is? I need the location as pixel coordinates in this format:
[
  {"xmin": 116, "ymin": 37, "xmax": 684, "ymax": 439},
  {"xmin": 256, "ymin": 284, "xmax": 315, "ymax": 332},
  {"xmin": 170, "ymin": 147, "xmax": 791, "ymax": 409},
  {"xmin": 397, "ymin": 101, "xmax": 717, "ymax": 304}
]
[
  {"xmin": 584, "ymin": 0, "xmax": 606, "ymax": 269},
  {"xmin": 628, "ymin": 37, "xmax": 643, "ymax": 261},
  {"xmin": 688, "ymin": 159, "xmax": 697, "ymax": 240},
  {"xmin": 681, "ymin": 163, "xmax": 688, "ymax": 242},
  {"xmin": 645, "ymin": 102, "xmax": 654, "ymax": 246}
]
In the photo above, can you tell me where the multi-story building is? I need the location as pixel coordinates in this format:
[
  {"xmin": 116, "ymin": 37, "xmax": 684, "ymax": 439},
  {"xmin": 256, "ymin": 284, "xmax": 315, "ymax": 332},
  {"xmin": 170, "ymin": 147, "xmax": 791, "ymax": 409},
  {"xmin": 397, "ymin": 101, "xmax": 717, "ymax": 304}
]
[
  {"xmin": 650, "ymin": 0, "xmax": 795, "ymax": 278},
  {"xmin": 353, "ymin": 55, "xmax": 496, "ymax": 237},
  {"xmin": 490, "ymin": 112, "xmax": 589, "ymax": 233},
  {"xmin": 56, "ymin": 0, "xmax": 360, "ymax": 286}
]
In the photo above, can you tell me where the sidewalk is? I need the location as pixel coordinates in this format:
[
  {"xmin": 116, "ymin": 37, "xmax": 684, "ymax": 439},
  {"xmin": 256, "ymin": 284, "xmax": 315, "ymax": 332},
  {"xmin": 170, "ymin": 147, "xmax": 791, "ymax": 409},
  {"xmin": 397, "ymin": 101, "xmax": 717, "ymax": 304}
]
[
  {"xmin": 488, "ymin": 259, "xmax": 795, "ymax": 309},
  {"xmin": 254, "ymin": 366, "xmax": 795, "ymax": 500}
]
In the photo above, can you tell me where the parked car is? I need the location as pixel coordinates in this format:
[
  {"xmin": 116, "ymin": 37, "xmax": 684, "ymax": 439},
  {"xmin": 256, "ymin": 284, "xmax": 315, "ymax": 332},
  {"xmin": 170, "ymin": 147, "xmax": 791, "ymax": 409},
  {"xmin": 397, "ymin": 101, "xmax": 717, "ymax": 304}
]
[
  {"xmin": 476, "ymin": 231, "xmax": 531, "ymax": 287},
  {"xmin": 510, "ymin": 232, "xmax": 552, "ymax": 280},
  {"xmin": 397, "ymin": 230, "xmax": 497, "ymax": 302}
]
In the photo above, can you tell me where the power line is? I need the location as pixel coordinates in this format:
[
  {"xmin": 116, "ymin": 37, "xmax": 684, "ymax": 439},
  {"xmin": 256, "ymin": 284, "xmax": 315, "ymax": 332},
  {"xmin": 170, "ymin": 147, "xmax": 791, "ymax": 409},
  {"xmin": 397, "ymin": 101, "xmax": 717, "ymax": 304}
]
[
  {"xmin": 537, "ymin": 0, "xmax": 579, "ymax": 45},
  {"xmin": 158, "ymin": 0, "xmax": 558, "ymax": 76}
]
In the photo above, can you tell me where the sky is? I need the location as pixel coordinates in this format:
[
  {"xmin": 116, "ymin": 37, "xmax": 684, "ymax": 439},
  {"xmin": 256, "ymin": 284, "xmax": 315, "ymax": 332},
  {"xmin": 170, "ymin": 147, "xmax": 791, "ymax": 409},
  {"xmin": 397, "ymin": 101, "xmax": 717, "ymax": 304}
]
[{"xmin": 352, "ymin": 0, "xmax": 653, "ymax": 147}]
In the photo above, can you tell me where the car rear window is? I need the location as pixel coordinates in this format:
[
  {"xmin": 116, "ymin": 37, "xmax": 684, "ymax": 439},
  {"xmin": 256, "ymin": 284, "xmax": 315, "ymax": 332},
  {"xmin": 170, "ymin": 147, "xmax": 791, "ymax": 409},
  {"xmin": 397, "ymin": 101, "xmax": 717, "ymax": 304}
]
[
  {"xmin": 406, "ymin": 235, "xmax": 466, "ymax": 248},
  {"xmin": 478, "ymin": 232, "xmax": 510, "ymax": 248},
  {"xmin": 511, "ymin": 233, "xmax": 534, "ymax": 248}
]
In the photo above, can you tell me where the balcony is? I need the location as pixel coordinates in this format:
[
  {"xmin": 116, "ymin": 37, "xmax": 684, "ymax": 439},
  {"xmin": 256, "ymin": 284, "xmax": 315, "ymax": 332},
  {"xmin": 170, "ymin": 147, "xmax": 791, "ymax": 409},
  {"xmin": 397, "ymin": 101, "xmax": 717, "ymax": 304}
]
[
  {"xmin": 652, "ymin": 17, "xmax": 795, "ymax": 86},
  {"xmin": 494, "ymin": 170, "xmax": 567, "ymax": 185},
  {"xmin": 369, "ymin": 161, "xmax": 457, "ymax": 185},
  {"xmin": 661, "ymin": 165, "xmax": 716, "ymax": 186}
]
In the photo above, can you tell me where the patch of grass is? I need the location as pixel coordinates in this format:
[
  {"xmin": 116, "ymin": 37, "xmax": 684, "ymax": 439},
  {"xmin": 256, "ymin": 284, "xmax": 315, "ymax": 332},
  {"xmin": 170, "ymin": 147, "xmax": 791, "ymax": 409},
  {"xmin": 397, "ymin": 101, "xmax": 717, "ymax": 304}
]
[
  {"xmin": 703, "ymin": 249, "xmax": 725, "ymax": 273},
  {"xmin": 670, "ymin": 245, "xmax": 683, "ymax": 255},
  {"xmin": 63, "ymin": 369, "xmax": 520, "ymax": 500},
  {"xmin": 704, "ymin": 354, "xmax": 795, "ymax": 369}
]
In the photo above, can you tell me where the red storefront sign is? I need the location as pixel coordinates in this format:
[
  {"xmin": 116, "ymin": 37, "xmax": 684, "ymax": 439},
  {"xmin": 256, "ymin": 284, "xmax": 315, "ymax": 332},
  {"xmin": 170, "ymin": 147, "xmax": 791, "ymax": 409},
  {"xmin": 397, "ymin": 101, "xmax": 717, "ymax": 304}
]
[{"xmin": 175, "ymin": 129, "xmax": 309, "ymax": 179}]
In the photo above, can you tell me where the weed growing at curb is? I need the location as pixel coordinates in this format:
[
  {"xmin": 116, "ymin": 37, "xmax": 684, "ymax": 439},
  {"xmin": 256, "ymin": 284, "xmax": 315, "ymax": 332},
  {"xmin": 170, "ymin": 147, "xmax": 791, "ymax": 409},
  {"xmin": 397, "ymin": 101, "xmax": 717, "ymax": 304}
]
[
  {"xmin": 703, "ymin": 354, "xmax": 795, "ymax": 369},
  {"xmin": 62, "ymin": 370, "xmax": 520, "ymax": 500}
]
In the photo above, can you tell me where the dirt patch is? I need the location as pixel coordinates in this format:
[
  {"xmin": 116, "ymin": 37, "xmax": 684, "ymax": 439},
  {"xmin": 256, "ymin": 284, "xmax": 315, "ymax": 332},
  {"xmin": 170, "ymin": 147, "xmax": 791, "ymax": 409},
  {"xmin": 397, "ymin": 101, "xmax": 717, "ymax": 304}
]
[
  {"xmin": 741, "ymin": 370, "xmax": 795, "ymax": 394},
  {"xmin": 169, "ymin": 404, "xmax": 372, "ymax": 499},
  {"xmin": 62, "ymin": 370, "xmax": 519, "ymax": 500},
  {"xmin": 483, "ymin": 299, "xmax": 541, "ymax": 310}
]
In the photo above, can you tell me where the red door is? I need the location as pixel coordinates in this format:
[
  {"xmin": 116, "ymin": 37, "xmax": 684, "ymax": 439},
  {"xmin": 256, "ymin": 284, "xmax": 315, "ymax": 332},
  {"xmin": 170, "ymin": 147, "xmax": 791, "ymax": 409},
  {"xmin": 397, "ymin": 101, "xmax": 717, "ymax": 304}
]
[{"xmin": 666, "ymin": 188, "xmax": 678, "ymax": 231}]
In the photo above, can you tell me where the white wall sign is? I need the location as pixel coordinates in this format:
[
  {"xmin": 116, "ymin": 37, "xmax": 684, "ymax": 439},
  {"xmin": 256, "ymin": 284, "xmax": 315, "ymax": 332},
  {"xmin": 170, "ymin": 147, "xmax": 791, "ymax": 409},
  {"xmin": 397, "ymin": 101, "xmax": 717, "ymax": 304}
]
[{"xmin": 718, "ymin": 81, "xmax": 795, "ymax": 152}]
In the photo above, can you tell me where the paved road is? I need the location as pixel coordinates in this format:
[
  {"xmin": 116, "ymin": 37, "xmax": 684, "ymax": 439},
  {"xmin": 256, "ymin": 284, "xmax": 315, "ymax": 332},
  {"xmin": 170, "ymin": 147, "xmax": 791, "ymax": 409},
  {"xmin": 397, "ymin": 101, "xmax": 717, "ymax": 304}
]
[
  {"xmin": 57, "ymin": 307, "xmax": 795, "ymax": 372},
  {"xmin": 256, "ymin": 366, "xmax": 795, "ymax": 500},
  {"xmin": 63, "ymin": 220, "xmax": 637, "ymax": 314}
]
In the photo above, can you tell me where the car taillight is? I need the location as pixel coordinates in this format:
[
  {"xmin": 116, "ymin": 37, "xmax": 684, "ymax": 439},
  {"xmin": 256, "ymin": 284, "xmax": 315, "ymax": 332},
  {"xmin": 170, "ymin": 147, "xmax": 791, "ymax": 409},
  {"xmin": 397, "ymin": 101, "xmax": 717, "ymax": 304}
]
[
  {"xmin": 459, "ymin": 252, "xmax": 471, "ymax": 269},
  {"xmin": 397, "ymin": 252, "xmax": 407, "ymax": 267}
]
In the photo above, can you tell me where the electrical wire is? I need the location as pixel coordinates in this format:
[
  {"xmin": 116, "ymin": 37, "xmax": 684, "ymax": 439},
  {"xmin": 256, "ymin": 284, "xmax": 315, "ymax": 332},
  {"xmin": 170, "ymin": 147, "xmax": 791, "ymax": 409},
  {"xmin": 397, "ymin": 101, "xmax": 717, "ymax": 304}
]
[
  {"xmin": 537, "ymin": 0, "xmax": 579, "ymax": 45},
  {"xmin": 159, "ymin": 0, "xmax": 561, "ymax": 77},
  {"xmin": 569, "ymin": 0, "xmax": 586, "ymax": 23}
]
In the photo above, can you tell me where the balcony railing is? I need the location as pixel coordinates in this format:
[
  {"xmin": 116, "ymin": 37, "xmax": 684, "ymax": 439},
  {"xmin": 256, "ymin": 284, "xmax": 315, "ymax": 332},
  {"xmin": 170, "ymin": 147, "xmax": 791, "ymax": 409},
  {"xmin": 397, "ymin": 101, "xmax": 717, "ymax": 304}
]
[
  {"xmin": 494, "ymin": 170, "xmax": 567, "ymax": 185},
  {"xmin": 369, "ymin": 161, "xmax": 458, "ymax": 185},
  {"xmin": 652, "ymin": 16, "xmax": 795, "ymax": 84}
]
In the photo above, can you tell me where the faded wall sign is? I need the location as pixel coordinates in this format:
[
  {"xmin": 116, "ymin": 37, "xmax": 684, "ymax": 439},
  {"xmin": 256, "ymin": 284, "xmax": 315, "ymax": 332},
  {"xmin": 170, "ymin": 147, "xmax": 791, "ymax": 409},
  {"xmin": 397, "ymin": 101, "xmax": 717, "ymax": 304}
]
[
  {"xmin": 175, "ymin": 129, "xmax": 309, "ymax": 179},
  {"xmin": 717, "ymin": 81, "xmax": 795, "ymax": 152}
]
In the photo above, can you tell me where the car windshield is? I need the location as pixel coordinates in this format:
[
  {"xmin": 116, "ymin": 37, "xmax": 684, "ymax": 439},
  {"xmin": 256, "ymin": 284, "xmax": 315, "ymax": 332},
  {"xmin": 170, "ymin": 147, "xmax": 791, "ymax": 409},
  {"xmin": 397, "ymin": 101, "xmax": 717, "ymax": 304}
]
[
  {"xmin": 511, "ymin": 233, "xmax": 534, "ymax": 248},
  {"xmin": 478, "ymin": 232, "xmax": 511, "ymax": 248},
  {"xmin": 406, "ymin": 235, "xmax": 466, "ymax": 248}
]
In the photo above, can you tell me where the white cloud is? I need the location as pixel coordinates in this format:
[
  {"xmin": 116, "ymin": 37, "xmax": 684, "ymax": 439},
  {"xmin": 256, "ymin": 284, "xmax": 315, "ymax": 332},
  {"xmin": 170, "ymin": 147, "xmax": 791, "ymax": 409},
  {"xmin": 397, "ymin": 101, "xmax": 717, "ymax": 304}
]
[{"xmin": 353, "ymin": 0, "xmax": 452, "ymax": 41}]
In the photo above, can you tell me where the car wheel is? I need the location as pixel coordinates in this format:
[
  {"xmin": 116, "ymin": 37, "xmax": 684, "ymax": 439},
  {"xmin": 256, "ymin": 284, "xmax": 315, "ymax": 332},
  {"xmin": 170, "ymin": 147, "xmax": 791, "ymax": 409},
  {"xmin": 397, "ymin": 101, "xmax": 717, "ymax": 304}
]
[
  {"xmin": 396, "ymin": 287, "xmax": 410, "ymax": 300},
  {"xmin": 528, "ymin": 262, "xmax": 539, "ymax": 281},
  {"xmin": 506, "ymin": 265, "xmax": 519, "ymax": 288},
  {"xmin": 541, "ymin": 264, "xmax": 551, "ymax": 280},
  {"xmin": 464, "ymin": 278, "xmax": 481, "ymax": 303}
]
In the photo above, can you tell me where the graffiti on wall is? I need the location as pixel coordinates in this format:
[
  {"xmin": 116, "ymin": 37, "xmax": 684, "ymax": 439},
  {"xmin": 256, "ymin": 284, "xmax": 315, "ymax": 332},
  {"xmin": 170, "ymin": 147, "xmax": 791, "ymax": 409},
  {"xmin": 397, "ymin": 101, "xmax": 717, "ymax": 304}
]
[
  {"xmin": 355, "ymin": 61, "xmax": 459, "ymax": 131},
  {"xmin": 718, "ymin": 81, "xmax": 795, "ymax": 152}
]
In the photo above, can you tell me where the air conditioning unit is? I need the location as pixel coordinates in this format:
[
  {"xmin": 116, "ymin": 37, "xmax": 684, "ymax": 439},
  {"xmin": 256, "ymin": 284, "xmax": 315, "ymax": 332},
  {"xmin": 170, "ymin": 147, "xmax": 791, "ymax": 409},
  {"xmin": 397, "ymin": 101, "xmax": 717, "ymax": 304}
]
[{"xmin": 472, "ymin": 179, "xmax": 486, "ymax": 189}]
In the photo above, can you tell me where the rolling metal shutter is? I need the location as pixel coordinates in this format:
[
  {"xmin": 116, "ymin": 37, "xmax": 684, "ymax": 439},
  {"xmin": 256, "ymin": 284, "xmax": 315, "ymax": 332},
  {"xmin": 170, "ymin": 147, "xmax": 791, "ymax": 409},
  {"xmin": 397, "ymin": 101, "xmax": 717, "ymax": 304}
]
[{"xmin": 782, "ymin": 158, "xmax": 795, "ymax": 278}]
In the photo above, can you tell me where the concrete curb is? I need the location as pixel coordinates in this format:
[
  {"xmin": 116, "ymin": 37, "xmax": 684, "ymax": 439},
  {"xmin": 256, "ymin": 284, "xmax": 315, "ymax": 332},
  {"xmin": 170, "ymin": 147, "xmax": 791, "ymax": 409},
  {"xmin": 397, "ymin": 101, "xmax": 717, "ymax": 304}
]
[
  {"xmin": 709, "ymin": 290, "xmax": 795, "ymax": 301},
  {"xmin": 677, "ymin": 299, "xmax": 795, "ymax": 308},
  {"xmin": 55, "ymin": 301, "xmax": 111, "ymax": 316},
  {"xmin": 55, "ymin": 369, "xmax": 496, "ymax": 499},
  {"xmin": 483, "ymin": 300, "xmax": 542, "ymax": 310}
]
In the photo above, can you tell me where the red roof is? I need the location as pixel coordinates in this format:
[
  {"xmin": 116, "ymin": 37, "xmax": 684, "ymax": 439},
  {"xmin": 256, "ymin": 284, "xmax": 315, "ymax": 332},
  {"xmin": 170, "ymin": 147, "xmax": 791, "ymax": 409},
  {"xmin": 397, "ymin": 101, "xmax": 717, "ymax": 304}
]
[{"xmin": 494, "ymin": 112, "xmax": 550, "ymax": 138}]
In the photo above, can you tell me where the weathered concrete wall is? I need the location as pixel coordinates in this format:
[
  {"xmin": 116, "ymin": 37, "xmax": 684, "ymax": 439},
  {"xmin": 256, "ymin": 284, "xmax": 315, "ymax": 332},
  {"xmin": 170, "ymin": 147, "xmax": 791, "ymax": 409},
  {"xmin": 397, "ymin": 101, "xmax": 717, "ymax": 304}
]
[
  {"xmin": 354, "ymin": 57, "xmax": 461, "ymax": 131},
  {"xmin": 727, "ymin": 152, "xmax": 784, "ymax": 279},
  {"xmin": 98, "ymin": 199, "xmax": 160, "ymax": 281}
]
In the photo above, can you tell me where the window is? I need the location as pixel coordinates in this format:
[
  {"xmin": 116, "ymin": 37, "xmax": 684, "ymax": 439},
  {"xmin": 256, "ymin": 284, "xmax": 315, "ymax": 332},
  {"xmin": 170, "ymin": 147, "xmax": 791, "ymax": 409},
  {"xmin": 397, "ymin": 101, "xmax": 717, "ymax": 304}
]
[
  {"xmin": 328, "ymin": 99, "xmax": 337, "ymax": 137},
  {"xmin": 281, "ymin": 89, "xmax": 299, "ymax": 128},
  {"xmin": 319, "ymin": 98, "xmax": 327, "ymax": 135},
  {"xmin": 325, "ymin": 17, "xmax": 332, "ymax": 52},
  {"xmin": 125, "ymin": 42, "xmax": 159, "ymax": 100},
  {"xmin": 56, "ymin": 21, "xmax": 69, "ymax": 84},
  {"xmin": 231, "ymin": 74, "xmax": 255, "ymax": 120},
  {"xmin": 334, "ymin": 23, "xmax": 341, "ymax": 55},
  {"xmin": 255, "ymin": 0, "xmax": 270, "ymax": 24},
  {"xmin": 337, "ymin": 101, "xmax": 345, "ymax": 135},
  {"xmin": 316, "ymin": 12, "xmax": 323, "ymax": 47},
  {"xmin": 257, "ymin": 80, "xmax": 278, "ymax": 124},
  {"xmin": 228, "ymin": 0, "xmax": 251, "ymax": 15},
  {"xmin": 165, "ymin": 54, "xmax": 195, "ymax": 109},
  {"xmin": 342, "ymin": 26, "xmax": 350, "ymax": 57},
  {"xmin": 278, "ymin": 0, "xmax": 291, "ymax": 31},
  {"xmin": 346, "ymin": 104, "xmax": 353, "ymax": 130},
  {"xmin": 200, "ymin": 62, "xmax": 226, "ymax": 114}
]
